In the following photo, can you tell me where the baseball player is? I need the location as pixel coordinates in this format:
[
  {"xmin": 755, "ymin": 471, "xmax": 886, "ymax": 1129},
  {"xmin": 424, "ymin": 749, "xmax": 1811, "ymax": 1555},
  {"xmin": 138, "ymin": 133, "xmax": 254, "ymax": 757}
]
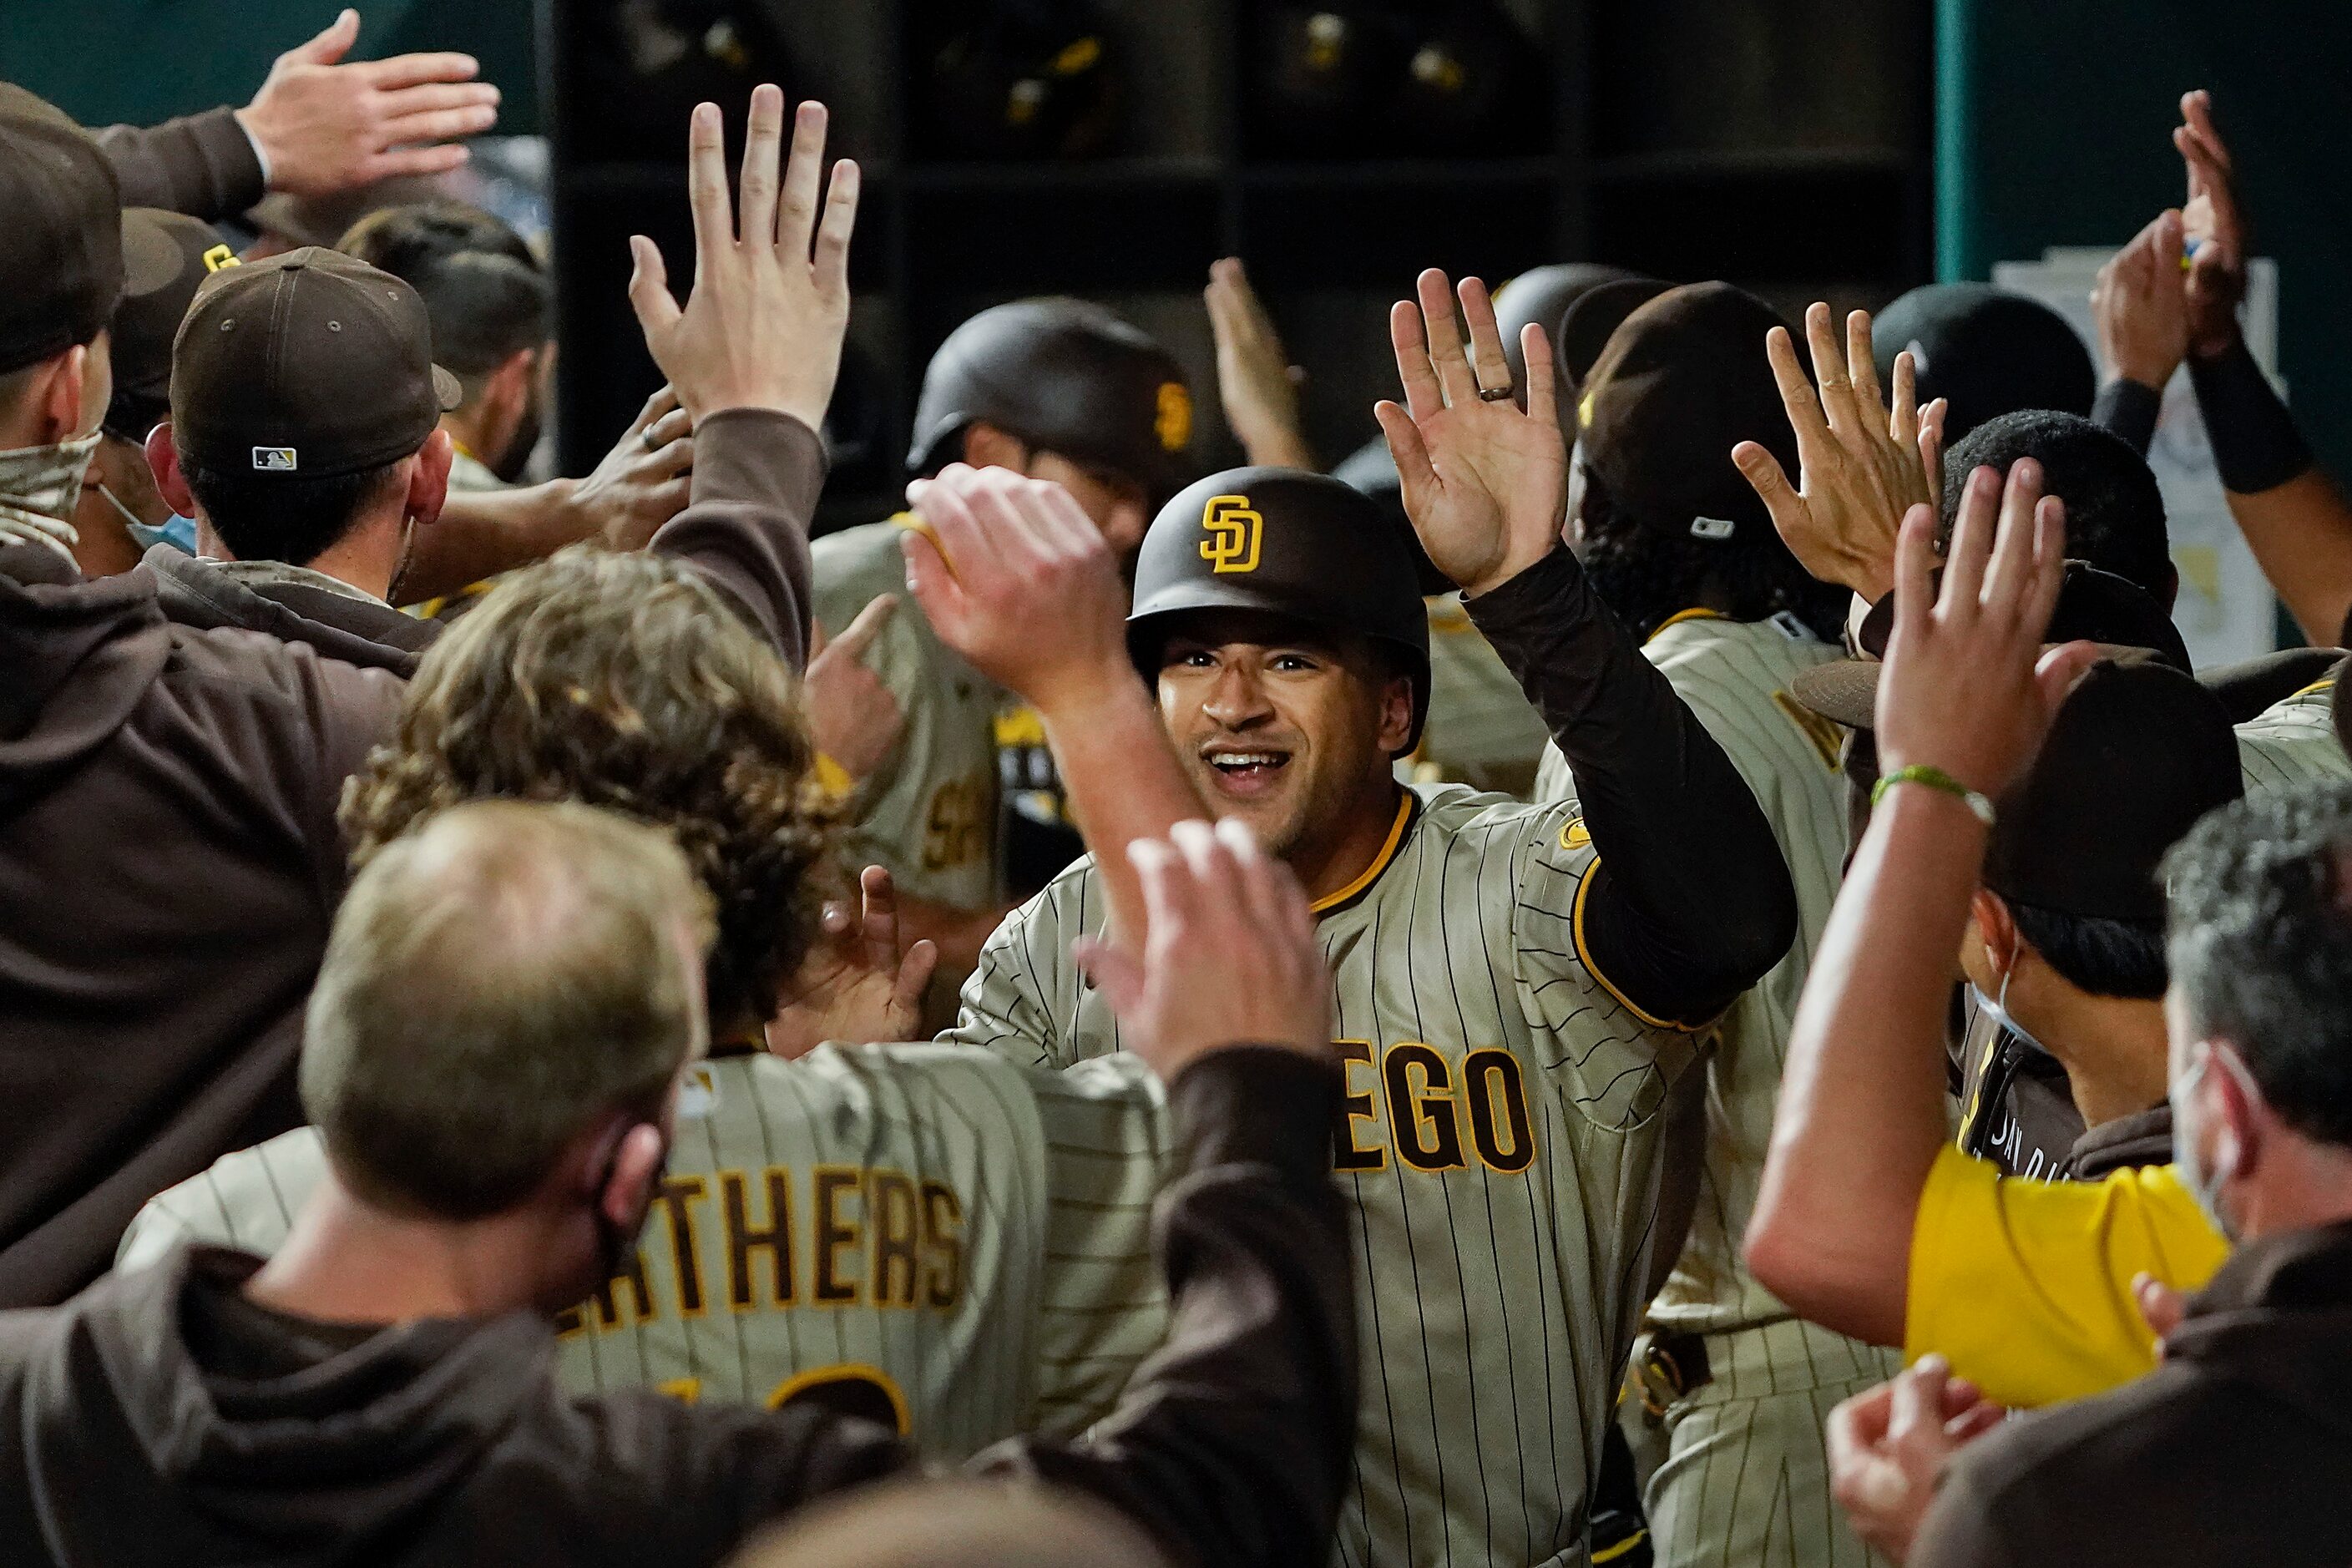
[
  {"xmin": 1547, "ymin": 292, "xmax": 1920, "ymax": 1568},
  {"xmin": 121, "ymin": 1034, "xmax": 1171, "ymax": 1457},
  {"xmin": 2237, "ymin": 668, "xmax": 2352, "ymax": 789},
  {"xmin": 811, "ymin": 301, "xmax": 1196, "ymax": 999},
  {"xmin": 922, "ymin": 270, "xmax": 1798, "ymax": 1567}
]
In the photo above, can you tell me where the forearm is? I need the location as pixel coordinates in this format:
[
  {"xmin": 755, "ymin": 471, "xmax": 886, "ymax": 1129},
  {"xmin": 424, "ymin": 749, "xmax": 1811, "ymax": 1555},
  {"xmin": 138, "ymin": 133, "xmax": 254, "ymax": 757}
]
[
  {"xmin": 1037, "ymin": 669, "xmax": 1207, "ymax": 951},
  {"xmin": 651, "ymin": 409, "xmax": 825, "ymax": 670},
  {"xmin": 1746, "ymin": 787, "xmax": 1978, "ymax": 1346},
  {"xmin": 975, "ymin": 1048, "xmax": 1353, "ymax": 1568},
  {"xmin": 91, "ymin": 108, "xmax": 266, "ymax": 220},
  {"xmin": 2189, "ymin": 340, "xmax": 2348, "ymax": 640},
  {"xmin": 400, "ymin": 480, "xmax": 589, "ymax": 604},
  {"xmin": 2092, "ymin": 377, "xmax": 2163, "ymax": 457},
  {"xmin": 1469, "ymin": 547, "xmax": 1798, "ymax": 1023}
]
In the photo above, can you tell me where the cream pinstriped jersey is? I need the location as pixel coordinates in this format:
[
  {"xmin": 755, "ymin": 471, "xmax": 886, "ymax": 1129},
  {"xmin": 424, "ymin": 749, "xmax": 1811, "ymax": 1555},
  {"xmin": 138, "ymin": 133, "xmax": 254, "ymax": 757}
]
[
  {"xmin": 1537, "ymin": 612, "xmax": 1848, "ymax": 1335},
  {"xmin": 1409, "ymin": 595, "xmax": 1552, "ymax": 799},
  {"xmin": 2236, "ymin": 678, "xmax": 2349, "ymax": 792},
  {"xmin": 118, "ymin": 1044, "xmax": 1170, "ymax": 1458},
  {"xmin": 947, "ymin": 781, "xmax": 1702, "ymax": 1568},
  {"xmin": 812, "ymin": 519, "xmax": 1004, "ymax": 913}
]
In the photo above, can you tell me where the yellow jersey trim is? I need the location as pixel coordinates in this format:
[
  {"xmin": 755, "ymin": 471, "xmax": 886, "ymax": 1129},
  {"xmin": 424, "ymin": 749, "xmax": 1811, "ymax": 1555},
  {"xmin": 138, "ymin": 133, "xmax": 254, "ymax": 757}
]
[
  {"xmin": 1569, "ymin": 848, "xmax": 1707, "ymax": 1034},
  {"xmin": 1646, "ymin": 606, "xmax": 1728, "ymax": 644},
  {"xmin": 1311, "ymin": 792, "xmax": 1414, "ymax": 916},
  {"xmin": 2289, "ymin": 675, "xmax": 2338, "ymax": 701}
]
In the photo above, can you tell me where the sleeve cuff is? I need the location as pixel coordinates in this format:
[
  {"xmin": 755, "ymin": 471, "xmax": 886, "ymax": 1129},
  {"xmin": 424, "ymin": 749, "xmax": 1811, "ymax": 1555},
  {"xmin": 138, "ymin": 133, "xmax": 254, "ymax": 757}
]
[
  {"xmin": 688, "ymin": 407, "xmax": 828, "ymax": 517},
  {"xmin": 230, "ymin": 108, "xmax": 271, "ymax": 188},
  {"xmin": 1460, "ymin": 546, "xmax": 1588, "ymax": 642},
  {"xmin": 1166, "ymin": 1047, "xmax": 1341, "ymax": 1187},
  {"xmin": 2091, "ymin": 377, "xmax": 2163, "ymax": 456}
]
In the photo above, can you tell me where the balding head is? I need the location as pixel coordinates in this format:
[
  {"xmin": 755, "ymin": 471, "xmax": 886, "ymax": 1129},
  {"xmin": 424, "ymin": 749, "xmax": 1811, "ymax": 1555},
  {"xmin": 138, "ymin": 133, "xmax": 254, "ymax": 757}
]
[
  {"xmin": 301, "ymin": 799, "xmax": 715, "ymax": 1221},
  {"xmin": 727, "ymin": 1480, "xmax": 1170, "ymax": 1568}
]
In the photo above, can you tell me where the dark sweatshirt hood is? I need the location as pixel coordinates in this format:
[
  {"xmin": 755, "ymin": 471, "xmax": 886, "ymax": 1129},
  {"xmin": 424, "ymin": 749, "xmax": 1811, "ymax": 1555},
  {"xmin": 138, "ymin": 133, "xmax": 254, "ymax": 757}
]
[
  {"xmin": 145, "ymin": 545, "xmax": 437, "ymax": 678},
  {"xmin": 2168, "ymin": 1219, "xmax": 2352, "ymax": 1439},
  {"xmin": 0, "ymin": 542, "xmax": 174, "ymax": 810},
  {"xmin": 21, "ymin": 1247, "xmax": 554, "ymax": 1563}
]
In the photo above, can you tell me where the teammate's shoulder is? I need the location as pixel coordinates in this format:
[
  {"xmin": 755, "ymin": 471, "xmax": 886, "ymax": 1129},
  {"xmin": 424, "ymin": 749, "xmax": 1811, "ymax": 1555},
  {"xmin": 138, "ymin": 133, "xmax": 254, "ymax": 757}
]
[
  {"xmin": 811, "ymin": 516, "xmax": 924, "ymax": 600},
  {"xmin": 1408, "ymin": 777, "xmax": 1571, "ymax": 841},
  {"xmin": 997, "ymin": 850, "xmax": 1106, "ymax": 933},
  {"xmin": 1646, "ymin": 609, "xmax": 1838, "ymax": 678}
]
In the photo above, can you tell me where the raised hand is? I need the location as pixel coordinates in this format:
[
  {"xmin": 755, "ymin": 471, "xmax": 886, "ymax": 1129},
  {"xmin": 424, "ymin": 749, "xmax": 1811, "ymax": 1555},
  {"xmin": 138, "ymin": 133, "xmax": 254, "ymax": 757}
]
[
  {"xmin": 570, "ymin": 384, "xmax": 695, "ymax": 550},
  {"xmin": 1071, "ymin": 818, "xmax": 1331, "ymax": 1081},
  {"xmin": 767, "ymin": 866, "xmax": 938, "ymax": 1057},
  {"xmin": 627, "ymin": 88, "xmax": 859, "ymax": 429},
  {"xmin": 1875, "ymin": 459, "xmax": 2099, "ymax": 800},
  {"xmin": 900, "ymin": 464, "xmax": 1130, "ymax": 716},
  {"xmin": 1826, "ymin": 1357, "xmax": 2009, "ymax": 1561},
  {"xmin": 1733, "ymin": 302, "xmax": 1945, "ymax": 604},
  {"xmin": 2176, "ymin": 89, "xmax": 2248, "ymax": 361},
  {"xmin": 1376, "ymin": 268, "xmax": 1565, "ymax": 597},
  {"xmin": 1206, "ymin": 258, "xmax": 1315, "ymax": 470},
  {"xmin": 235, "ymin": 8, "xmax": 501, "ymax": 195},
  {"xmin": 804, "ymin": 594, "xmax": 905, "ymax": 785},
  {"xmin": 2093, "ymin": 210, "xmax": 2191, "ymax": 392}
]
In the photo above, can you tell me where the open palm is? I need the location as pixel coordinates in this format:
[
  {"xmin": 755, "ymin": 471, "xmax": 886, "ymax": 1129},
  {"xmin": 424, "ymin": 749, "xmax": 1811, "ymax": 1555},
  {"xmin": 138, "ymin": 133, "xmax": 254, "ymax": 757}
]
[{"xmin": 1375, "ymin": 269, "xmax": 1566, "ymax": 598}]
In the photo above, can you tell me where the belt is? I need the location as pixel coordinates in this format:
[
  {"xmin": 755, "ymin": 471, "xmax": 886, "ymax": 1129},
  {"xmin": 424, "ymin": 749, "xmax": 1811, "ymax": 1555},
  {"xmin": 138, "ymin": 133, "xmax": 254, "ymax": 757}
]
[{"xmin": 1632, "ymin": 1328, "xmax": 1713, "ymax": 1416}]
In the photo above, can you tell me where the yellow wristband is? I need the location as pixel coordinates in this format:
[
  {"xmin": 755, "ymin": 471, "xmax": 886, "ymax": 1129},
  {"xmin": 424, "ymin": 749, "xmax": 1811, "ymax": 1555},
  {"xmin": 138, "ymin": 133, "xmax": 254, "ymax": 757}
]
[
  {"xmin": 811, "ymin": 752, "xmax": 856, "ymax": 800},
  {"xmin": 1873, "ymin": 763, "xmax": 1995, "ymax": 825}
]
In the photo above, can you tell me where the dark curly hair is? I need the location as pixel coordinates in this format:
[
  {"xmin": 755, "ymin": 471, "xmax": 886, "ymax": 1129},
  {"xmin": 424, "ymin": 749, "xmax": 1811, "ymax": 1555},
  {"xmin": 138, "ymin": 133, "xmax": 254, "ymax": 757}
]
[
  {"xmin": 341, "ymin": 546, "xmax": 832, "ymax": 1036},
  {"xmin": 2163, "ymin": 781, "xmax": 2352, "ymax": 1149},
  {"xmin": 1576, "ymin": 464, "xmax": 1849, "ymax": 643}
]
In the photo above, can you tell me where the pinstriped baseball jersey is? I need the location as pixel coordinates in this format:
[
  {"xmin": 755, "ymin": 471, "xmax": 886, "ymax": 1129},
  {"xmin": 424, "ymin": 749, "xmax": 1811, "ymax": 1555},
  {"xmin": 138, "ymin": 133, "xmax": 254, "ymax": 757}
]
[
  {"xmin": 947, "ymin": 781, "xmax": 1703, "ymax": 1568},
  {"xmin": 117, "ymin": 1043, "xmax": 1170, "ymax": 1458},
  {"xmin": 2236, "ymin": 678, "xmax": 2349, "ymax": 792},
  {"xmin": 1409, "ymin": 595, "xmax": 1552, "ymax": 798},
  {"xmin": 1537, "ymin": 611, "xmax": 1850, "ymax": 1335},
  {"xmin": 812, "ymin": 518, "xmax": 1004, "ymax": 913}
]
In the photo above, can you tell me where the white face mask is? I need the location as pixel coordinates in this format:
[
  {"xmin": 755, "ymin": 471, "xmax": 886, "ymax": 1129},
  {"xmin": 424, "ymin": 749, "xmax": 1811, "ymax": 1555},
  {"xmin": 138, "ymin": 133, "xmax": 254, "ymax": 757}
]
[{"xmin": 2170, "ymin": 1048, "xmax": 2240, "ymax": 1243}]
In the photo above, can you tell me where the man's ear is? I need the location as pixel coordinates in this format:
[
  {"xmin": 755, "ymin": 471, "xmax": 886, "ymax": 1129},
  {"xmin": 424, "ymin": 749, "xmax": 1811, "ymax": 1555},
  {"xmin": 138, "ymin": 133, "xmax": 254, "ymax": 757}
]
[
  {"xmin": 486, "ymin": 346, "xmax": 537, "ymax": 418},
  {"xmin": 1378, "ymin": 674, "xmax": 1416, "ymax": 758},
  {"xmin": 18, "ymin": 346, "xmax": 92, "ymax": 448},
  {"xmin": 409, "ymin": 427, "xmax": 454, "ymax": 528},
  {"xmin": 960, "ymin": 421, "xmax": 1029, "ymax": 474},
  {"xmin": 596, "ymin": 1120, "xmax": 669, "ymax": 1232},
  {"xmin": 1968, "ymin": 888, "xmax": 2020, "ymax": 979},
  {"xmin": 145, "ymin": 422, "xmax": 200, "ymax": 519}
]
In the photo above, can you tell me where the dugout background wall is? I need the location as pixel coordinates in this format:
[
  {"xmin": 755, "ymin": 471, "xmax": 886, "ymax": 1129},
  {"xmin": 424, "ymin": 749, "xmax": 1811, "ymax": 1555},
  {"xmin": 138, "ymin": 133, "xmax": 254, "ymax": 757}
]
[
  {"xmin": 1934, "ymin": 0, "xmax": 2352, "ymax": 498},
  {"xmin": 5, "ymin": 0, "xmax": 1933, "ymax": 529}
]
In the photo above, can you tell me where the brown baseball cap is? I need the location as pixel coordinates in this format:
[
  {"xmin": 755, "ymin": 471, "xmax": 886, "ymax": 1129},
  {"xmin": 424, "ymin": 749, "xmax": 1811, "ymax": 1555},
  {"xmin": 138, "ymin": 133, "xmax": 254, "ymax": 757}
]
[
  {"xmin": 105, "ymin": 210, "xmax": 242, "ymax": 442},
  {"xmin": 1789, "ymin": 561, "xmax": 2193, "ymax": 731},
  {"xmin": 171, "ymin": 247, "xmax": 461, "ymax": 479},
  {"xmin": 0, "ymin": 92, "xmax": 124, "ymax": 376},
  {"xmin": 1984, "ymin": 660, "xmax": 2242, "ymax": 923},
  {"xmin": 1574, "ymin": 282, "xmax": 1799, "ymax": 547}
]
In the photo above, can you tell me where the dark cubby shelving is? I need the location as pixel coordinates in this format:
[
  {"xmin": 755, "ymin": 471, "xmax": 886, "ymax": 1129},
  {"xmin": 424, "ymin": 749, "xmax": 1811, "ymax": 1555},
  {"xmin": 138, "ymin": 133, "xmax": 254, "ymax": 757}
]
[{"xmin": 541, "ymin": 0, "xmax": 1931, "ymax": 528}]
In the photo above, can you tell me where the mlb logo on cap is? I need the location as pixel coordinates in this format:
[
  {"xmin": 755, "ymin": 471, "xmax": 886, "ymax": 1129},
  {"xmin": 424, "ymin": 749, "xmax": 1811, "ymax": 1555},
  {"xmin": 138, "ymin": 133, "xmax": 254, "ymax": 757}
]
[{"xmin": 252, "ymin": 447, "xmax": 298, "ymax": 473}]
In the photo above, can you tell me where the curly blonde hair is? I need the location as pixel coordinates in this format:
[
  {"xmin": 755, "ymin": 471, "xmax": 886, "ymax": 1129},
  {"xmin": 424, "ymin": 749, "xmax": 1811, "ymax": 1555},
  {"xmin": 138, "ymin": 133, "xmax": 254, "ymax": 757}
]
[{"xmin": 341, "ymin": 546, "xmax": 832, "ymax": 1034}]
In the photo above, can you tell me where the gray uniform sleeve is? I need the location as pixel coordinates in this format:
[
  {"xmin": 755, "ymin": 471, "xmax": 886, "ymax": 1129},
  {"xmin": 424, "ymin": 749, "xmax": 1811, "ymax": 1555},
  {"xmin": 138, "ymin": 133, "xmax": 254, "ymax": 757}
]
[{"xmin": 945, "ymin": 871, "xmax": 1118, "ymax": 1069}]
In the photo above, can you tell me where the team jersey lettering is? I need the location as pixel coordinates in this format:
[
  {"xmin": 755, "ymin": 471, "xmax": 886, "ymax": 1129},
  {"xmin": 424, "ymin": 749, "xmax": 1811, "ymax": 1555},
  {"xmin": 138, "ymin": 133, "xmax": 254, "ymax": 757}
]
[
  {"xmin": 1328, "ymin": 1038, "xmax": 1535, "ymax": 1176},
  {"xmin": 557, "ymin": 1164, "xmax": 969, "ymax": 1335}
]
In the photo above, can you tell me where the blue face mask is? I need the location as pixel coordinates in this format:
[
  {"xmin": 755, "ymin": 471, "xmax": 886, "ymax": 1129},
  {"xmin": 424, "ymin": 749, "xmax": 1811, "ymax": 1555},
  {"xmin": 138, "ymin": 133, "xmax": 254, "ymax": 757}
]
[
  {"xmin": 2170, "ymin": 1050, "xmax": 2240, "ymax": 1243},
  {"xmin": 95, "ymin": 480, "xmax": 197, "ymax": 556},
  {"xmin": 1969, "ymin": 969, "xmax": 2055, "ymax": 1060},
  {"xmin": 129, "ymin": 513, "xmax": 199, "ymax": 555}
]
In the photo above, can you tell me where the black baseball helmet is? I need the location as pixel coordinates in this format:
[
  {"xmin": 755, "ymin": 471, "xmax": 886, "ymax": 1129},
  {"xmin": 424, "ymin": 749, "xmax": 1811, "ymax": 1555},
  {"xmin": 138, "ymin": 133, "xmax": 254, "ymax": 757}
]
[
  {"xmin": 908, "ymin": 297, "xmax": 1195, "ymax": 502},
  {"xmin": 1127, "ymin": 467, "xmax": 1433, "ymax": 749}
]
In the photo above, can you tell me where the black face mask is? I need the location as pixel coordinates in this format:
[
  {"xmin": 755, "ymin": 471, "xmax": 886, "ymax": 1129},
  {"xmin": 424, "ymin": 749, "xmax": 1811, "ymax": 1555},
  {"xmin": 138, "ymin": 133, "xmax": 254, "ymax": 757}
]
[{"xmin": 587, "ymin": 1125, "xmax": 672, "ymax": 1292}]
